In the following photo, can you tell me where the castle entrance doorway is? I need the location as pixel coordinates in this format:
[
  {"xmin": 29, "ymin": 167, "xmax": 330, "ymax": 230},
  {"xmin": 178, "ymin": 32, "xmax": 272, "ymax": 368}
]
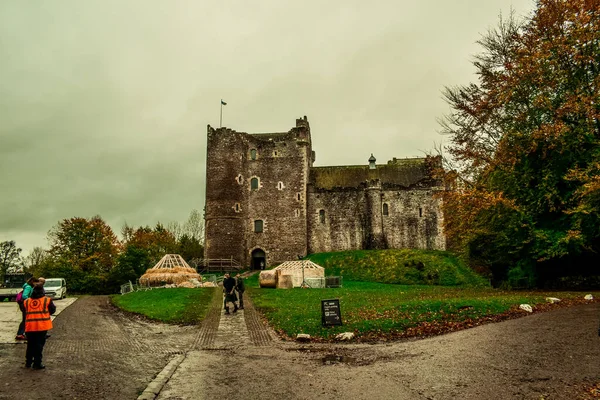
[{"xmin": 251, "ymin": 249, "xmax": 266, "ymax": 270}]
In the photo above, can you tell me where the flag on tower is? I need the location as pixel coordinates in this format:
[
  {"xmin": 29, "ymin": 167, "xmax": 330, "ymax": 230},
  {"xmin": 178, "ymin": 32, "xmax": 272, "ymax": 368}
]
[{"xmin": 221, "ymin": 99, "xmax": 227, "ymax": 105}]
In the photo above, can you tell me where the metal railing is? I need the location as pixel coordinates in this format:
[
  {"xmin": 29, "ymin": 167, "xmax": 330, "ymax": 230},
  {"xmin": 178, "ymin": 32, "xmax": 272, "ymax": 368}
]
[
  {"xmin": 120, "ymin": 281, "xmax": 136, "ymax": 295},
  {"xmin": 192, "ymin": 257, "xmax": 242, "ymax": 274},
  {"xmin": 302, "ymin": 276, "xmax": 343, "ymax": 288}
]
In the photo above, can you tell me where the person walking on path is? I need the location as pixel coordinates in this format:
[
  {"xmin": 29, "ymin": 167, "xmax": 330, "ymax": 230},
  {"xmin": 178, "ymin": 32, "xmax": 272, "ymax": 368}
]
[
  {"xmin": 15, "ymin": 277, "xmax": 38, "ymax": 341},
  {"xmin": 23, "ymin": 283, "xmax": 56, "ymax": 369},
  {"xmin": 235, "ymin": 273, "xmax": 245, "ymax": 310},
  {"xmin": 222, "ymin": 273, "xmax": 238, "ymax": 315}
]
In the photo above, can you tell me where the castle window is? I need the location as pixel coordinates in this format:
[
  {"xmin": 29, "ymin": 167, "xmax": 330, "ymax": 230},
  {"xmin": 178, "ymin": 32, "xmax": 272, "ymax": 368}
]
[
  {"xmin": 250, "ymin": 149, "xmax": 257, "ymax": 160},
  {"xmin": 273, "ymin": 150, "xmax": 278, "ymax": 157},
  {"xmin": 234, "ymin": 203, "xmax": 241, "ymax": 213},
  {"xmin": 236, "ymin": 174, "xmax": 243, "ymax": 184},
  {"xmin": 319, "ymin": 210, "xmax": 325, "ymax": 224},
  {"xmin": 297, "ymin": 193, "xmax": 301, "ymax": 201},
  {"xmin": 251, "ymin": 177, "xmax": 259, "ymax": 190},
  {"xmin": 383, "ymin": 203, "xmax": 389, "ymax": 216},
  {"xmin": 295, "ymin": 209, "xmax": 300, "ymax": 217},
  {"xmin": 254, "ymin": 220, "xmax": 263, "ymax": 233},
  {"xmin": 419, "ymin": 207, "xmax": 423, "ymax": 217},
  {"xmin": 277, "ymin": 181, "xmax": 284, "ymax": 190}
]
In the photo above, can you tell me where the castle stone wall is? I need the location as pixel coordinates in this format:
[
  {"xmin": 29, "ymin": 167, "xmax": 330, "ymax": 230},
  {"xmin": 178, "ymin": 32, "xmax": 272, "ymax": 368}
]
[
  {"xmin": 204, "ymin": 117, "xmax": 446, "ymax": 269},
  {"xmin": 307, "ymin": 186, "xmax": 445, "ymax": 254},
  {"xmin": 307, "ymin": 189, "xmax": 368, "ymax": 253},
  {"xmin": 381, "ymin": 188, "xmax": 445, "ymax": 250}
]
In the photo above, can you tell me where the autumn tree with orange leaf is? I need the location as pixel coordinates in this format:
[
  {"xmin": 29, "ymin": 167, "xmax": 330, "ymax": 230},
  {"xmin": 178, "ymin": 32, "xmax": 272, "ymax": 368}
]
[
  {"xmin": 41, "ymin": 216, "xmax": 121, "ymax": 293},
  {"xmin": 440, "ymin": 0, "xmax": 600, "ymax": 287},
  {"xmin": 48, "ymin": 216, "xmax": 120, "ymax": 272},
  {"xmin": 107, "ymin": 223, "xmax": 179, "ymax": 290}
]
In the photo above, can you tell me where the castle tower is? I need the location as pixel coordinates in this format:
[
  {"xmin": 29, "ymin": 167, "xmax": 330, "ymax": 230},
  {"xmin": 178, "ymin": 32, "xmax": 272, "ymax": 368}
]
[
  {"xmin": 203, "ymin": 125, "xmax": 247, "ymax": 265},
  {"xmin": 204, "ymin": 118, "xmax": 313, "ymax": 268}
]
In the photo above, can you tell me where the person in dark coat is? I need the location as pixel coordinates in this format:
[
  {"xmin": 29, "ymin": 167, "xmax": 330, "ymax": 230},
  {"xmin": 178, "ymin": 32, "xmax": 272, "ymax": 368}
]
[
  {"xmin": 222, "ymin": 273, "xmax": 238, "ymax": 314},
  {"xmin": 235, "ymin": 273, "xmax": 245, "ymax": 310},
  {"xmin": 15, "ymin": 277, "xmax": 38, "ymax": 341},
  {"xmin": 23, "ymin": 283, "xmax": 56, "ymax": 369}
]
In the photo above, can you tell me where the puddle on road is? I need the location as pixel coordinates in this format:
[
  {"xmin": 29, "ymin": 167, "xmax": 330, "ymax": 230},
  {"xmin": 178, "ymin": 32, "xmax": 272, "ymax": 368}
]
[{"xmin": 321, "ymin": 354, "xmax": 356, "ymax": 365}]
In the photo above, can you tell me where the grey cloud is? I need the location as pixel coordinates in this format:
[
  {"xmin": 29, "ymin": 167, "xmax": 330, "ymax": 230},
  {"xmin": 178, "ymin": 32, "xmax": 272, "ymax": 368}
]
[{"xmin": 0, "ymin": 0, "xmax": 534, "ymax": 253}]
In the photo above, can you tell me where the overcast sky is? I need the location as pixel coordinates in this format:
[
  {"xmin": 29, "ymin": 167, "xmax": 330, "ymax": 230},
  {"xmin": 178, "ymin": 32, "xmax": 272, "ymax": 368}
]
[{"xmin": 0, "ymin": 0, "xmax": 534, "ymax": 254}]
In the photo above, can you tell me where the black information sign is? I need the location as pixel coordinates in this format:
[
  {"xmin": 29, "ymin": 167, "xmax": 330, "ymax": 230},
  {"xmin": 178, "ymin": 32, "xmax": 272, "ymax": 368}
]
[{"xmin": 321, "ymin": 299, "xmax": 342, "ymax": 327}]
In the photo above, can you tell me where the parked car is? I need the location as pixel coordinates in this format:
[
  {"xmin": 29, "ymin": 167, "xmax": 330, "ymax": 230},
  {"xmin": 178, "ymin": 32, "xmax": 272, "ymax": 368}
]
[
  {"xmin": 0, "ymin": 273, "xmax": 28, "ymax": 302},
  {"xmin": 44, "ymin": 278, "xmax": 67, "ymax": 299}
]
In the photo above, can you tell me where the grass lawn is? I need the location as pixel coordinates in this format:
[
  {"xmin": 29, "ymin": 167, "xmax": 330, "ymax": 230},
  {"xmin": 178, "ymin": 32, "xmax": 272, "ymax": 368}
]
[
  {"xmin": 246, "ymin": 274, "xmax": 599, "ymax": 341},
  {"xmin": 110, "ymin": 287, "xmax": 217, "ymax": 324},
  {"xmin": 307, "ymin": 249, "xmax": 488, "ymax": 286}
]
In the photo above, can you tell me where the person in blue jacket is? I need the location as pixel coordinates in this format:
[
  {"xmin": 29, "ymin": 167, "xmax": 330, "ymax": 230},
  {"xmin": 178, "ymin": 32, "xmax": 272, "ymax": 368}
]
[{"xmin": 15, "ymin": 277, "xmax": 38, "ymax": 341}]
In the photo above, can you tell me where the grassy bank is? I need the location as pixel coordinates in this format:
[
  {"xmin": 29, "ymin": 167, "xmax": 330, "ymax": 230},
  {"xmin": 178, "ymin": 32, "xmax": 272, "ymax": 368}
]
[
  {"xmin": 111, "ymin": 287, "xmax": 216, "ymax": 324},
  {"xmin": 247, "ymin": 275, "xmax": 598, "ymax": 340},
  {"xmin": 306, "ymin": 249, "xmax": 487, "ymax": 286}
]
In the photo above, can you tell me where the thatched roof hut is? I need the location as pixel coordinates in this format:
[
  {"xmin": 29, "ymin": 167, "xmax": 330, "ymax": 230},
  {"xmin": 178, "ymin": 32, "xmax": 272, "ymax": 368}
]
[{"xmin": 139, "ymin": 254, "xmax": 201, "ymax": 287}]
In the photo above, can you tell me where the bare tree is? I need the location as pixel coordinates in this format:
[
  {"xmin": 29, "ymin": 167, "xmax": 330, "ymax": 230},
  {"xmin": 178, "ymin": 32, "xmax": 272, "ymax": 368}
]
[
  {"xmin": 121, "ymin": 222, "xmax": 135, "ymax": 243},
  {"xmin": 24, "ymin": 247, "xmax": 47, "ymax": 273},
  {"xmin": 183, "ymin": 209, "xmax": 204, "ymax": 243},
  {"xmin": 166, "ymin": 221, "xmax": 183, "ymax": 241}
]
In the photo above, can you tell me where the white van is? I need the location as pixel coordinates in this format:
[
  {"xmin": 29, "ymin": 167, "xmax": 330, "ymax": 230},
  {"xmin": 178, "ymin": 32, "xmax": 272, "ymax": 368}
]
[{"xmin": 44, "ymin": 278, "xmax": 67, "ymax": 299}]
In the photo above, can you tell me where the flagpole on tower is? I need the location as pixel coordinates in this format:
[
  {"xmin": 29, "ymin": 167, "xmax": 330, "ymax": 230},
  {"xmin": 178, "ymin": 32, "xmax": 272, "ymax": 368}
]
[{"xmin": 220, "ymin": 99, "xmax": 227, "ymax": 128}]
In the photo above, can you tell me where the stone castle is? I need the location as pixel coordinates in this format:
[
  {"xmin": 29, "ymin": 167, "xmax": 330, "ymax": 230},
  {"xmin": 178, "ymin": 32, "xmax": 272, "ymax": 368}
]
[{"xmin": 204, "ymin": 116, "xmax": 446, "ymax": 269}]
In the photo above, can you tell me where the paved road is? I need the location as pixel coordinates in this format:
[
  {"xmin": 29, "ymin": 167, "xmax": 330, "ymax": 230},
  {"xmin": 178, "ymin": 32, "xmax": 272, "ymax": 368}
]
[
  {"xmin": 0, "ymin": 293, "xmax": 598, "ymax": 400},
  {"xmin": 160, "ymin": 300, "xmax": 600, "ymax": 400},
  {"xmin": 0, "ymin": 296, "xmax": 198, "ymax": 400},
  {"xmin": 0, "ymin": 298, "xmax": 76, "ymax": 343}
]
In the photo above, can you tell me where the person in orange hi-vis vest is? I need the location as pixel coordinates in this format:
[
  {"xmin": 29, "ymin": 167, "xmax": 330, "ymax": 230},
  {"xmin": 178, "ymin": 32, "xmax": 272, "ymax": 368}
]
[{"xmin": 23, "ymin": 283, "xmax": 56, "ymax": 370}]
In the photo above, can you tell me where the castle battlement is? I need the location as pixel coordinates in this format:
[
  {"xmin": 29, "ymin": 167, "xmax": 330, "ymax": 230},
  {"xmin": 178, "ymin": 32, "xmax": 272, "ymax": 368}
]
[{"xmin": 296, "ymin": 115, "xmax": 309, "ymax": 128}]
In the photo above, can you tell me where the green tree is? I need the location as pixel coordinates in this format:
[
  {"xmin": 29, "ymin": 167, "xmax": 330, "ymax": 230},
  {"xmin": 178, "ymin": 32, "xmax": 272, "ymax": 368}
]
[
  {"xmin": 110, "ymin": 223, "xmax": 178, "ymax": 290},
  {"xmin": 108, "ymin": 246, "xmax": 152, "ymax": 292},
  {"xmin": 178, "ymin": 233, "xmax": 204, "ymax": 263},
  {"xmin": 440, "ymin": 0, "xmax": 600, "ymax": 286},
  {"xmin": 44, "ymin": 216, "xmax": 120, "ymax": 293},
  {"xmin": 122, "ymin": 224, "xmax": 177, "ymax": 266},
  {"xmin": 48, "ymin": 216, "xmax": 120, "ymax": 273},
  {"xmin": 0, "ymin": 240, "xmax": 22, "ymax": 281}
]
